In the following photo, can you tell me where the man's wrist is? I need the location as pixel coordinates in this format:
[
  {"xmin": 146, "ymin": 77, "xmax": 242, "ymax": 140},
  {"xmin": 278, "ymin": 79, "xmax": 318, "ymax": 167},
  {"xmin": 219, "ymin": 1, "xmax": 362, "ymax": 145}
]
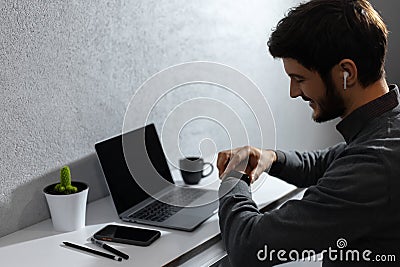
[
  {"xmin": 269, "ymin": 149, "xmax": 277, "ymax": 163},
  {"xmin": 268, "ymin": 150, "xmax": 286, "ymax": 175}
]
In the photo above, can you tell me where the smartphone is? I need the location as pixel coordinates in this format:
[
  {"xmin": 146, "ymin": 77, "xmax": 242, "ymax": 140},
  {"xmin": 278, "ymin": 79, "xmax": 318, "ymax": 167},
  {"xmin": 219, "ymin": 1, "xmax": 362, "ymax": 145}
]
[{"xmin": 93, "ymin": 224, "xmax": 161, "ymax": 246}]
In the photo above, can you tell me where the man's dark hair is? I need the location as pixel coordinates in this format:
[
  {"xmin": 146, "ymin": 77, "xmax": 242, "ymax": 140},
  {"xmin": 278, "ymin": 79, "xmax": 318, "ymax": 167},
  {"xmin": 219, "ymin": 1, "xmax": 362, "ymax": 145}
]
[{"xmin": 268, "ymin": 0, "xmax": 388, "ymax": 87}]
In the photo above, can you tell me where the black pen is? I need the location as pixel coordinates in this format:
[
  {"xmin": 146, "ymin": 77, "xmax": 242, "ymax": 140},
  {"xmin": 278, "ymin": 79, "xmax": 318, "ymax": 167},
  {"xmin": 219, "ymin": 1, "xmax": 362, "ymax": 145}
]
[
  {"xmin": 90, "ymin": 237, "xmax": 130, "ymax": 260},
  {"xmin": 63, "ymin": 241, "xmax": 122, "ymax": 262}
]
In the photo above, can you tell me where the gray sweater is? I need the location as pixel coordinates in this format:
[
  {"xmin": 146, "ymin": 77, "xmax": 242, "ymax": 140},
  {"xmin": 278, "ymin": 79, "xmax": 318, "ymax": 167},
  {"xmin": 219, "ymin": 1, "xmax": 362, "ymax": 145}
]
[{"xmin": 219, "ymin": 85, "xmax": 400, "ymax": 266}]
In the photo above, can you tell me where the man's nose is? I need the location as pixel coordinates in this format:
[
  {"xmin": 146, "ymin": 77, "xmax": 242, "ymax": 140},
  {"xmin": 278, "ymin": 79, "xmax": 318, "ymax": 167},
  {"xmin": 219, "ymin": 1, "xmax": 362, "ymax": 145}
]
[{"xmin": 289, "ymin": 80, "xmax": 302, "ymax": 98}]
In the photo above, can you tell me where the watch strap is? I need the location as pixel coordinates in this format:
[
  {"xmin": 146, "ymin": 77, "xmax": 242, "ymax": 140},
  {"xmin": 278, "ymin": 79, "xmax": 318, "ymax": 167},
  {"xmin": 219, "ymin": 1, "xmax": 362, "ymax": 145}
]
[{"xmin": 225, "ymin": 170, "xmax": 251, "ymax": 186}]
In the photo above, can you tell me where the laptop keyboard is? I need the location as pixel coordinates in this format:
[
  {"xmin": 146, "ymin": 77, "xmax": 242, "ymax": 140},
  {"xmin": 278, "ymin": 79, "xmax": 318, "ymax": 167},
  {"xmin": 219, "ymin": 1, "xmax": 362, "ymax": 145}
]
[
  {"xmin": 160, "ymin": 187, "xmax": 206, "ymax": 206},
  {"xmin": 129, "ymin": 201, "xmax": 182, "ymax": 222},
  {"xmin": 129, "ymin": 188, "xmax": 206, "ymax": 222}
]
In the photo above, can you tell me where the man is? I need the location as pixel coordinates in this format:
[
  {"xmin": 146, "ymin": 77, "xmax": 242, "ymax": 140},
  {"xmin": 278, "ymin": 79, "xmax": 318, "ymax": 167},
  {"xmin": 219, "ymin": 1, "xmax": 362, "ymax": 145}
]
[{"xmin": 217, "ymin": 0, "xmax": 400, "ymax": 266}]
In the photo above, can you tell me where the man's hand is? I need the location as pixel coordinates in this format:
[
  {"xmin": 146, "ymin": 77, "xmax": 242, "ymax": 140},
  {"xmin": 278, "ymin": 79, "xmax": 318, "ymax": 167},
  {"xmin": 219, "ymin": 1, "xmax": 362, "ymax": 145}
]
[{"xmin": 217, "ymin": 146, "xmax": 277, "ymax": 183}]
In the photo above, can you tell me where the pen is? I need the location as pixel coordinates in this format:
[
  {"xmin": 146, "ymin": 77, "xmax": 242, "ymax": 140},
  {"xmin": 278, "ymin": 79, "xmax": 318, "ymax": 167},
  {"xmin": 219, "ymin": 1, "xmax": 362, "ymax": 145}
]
[
  {"xmin": 90, "ymin": 237, "xmax": 130, "ymax": 260},
  {"xmin": 62, "ymin": 241, "xmax": 122, "ymax": 262}
]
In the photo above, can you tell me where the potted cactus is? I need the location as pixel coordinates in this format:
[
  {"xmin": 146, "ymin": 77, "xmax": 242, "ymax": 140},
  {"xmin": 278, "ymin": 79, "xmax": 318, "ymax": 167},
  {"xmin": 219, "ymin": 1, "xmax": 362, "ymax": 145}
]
[{"xmin": 43, "ymin": 166, "xmax": 89, "ymax": 232}]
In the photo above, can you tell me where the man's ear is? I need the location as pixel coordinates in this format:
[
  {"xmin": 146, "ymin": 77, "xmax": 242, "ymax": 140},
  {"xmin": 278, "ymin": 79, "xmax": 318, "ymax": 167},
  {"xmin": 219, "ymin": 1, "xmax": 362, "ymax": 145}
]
[{"xmin": 338, "ymin": 59, "xmax": 358, "ymax": 90}]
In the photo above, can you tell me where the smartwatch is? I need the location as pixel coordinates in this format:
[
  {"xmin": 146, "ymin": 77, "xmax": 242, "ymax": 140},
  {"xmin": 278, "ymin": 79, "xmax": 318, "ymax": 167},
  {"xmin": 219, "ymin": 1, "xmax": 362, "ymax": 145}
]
[{"xmin": 225, "ymin": 170, "xmax": 251, "ymax": 186}]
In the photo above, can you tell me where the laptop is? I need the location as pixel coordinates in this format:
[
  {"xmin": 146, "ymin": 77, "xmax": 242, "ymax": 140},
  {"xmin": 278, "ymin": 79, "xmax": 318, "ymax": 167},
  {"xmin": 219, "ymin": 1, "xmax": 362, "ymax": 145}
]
[{"xmin": 95, "ymin": 123, "xmax": 219, "ymax": 231}]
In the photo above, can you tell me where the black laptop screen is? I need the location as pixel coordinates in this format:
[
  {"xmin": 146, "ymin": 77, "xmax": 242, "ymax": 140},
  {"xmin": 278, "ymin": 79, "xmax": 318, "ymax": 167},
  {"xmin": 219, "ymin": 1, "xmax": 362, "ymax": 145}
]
[{"xmin": 95, "ymin": 124, "xmax": 174, "ymax": 215}]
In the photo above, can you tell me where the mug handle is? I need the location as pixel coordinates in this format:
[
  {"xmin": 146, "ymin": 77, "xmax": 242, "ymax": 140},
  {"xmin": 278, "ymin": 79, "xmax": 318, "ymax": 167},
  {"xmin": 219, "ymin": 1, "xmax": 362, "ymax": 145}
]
[{"xmin": 201, "ymin": 162, "xmax": 214, "ymax": 178}]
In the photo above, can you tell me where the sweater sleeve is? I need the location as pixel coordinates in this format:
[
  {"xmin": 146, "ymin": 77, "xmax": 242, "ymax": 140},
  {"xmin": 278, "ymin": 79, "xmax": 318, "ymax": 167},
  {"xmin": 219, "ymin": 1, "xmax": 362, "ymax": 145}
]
[
  {"xmin": 268, "ymin": 142, "xmax": 346, "ymax": 187},
  {"xmin": 219, "ymin": 145, "xmax": 388, "ymax": 266}
]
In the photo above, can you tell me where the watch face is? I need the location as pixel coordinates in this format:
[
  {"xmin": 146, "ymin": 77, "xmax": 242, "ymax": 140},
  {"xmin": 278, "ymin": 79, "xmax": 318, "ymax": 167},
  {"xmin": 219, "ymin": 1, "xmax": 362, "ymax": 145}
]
[{"xmin": 241, "ymin": 173, "xmax": 251, "ymax": 185}]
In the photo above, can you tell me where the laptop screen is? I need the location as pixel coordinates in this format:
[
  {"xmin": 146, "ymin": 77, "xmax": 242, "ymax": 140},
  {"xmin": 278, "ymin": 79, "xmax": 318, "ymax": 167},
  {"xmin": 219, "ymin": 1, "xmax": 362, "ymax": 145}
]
[{"xmin": 95, "ymin": 124, "xmax": 174, "ymax": 215}]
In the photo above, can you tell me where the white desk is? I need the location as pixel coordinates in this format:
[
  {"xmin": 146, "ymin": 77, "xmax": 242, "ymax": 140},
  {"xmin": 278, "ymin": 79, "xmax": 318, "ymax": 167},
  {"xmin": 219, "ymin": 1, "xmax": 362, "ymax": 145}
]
[{"xmin": 0, "ymin": 170, "xmax": 299, "ymax": 267}]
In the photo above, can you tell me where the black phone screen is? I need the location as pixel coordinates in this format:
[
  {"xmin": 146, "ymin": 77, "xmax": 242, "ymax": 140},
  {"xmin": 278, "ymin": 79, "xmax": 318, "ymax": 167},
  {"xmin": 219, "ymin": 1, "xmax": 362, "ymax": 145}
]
[{"xmin": 94, "ymin": 224, "xmax": 160, "ymax": 246}]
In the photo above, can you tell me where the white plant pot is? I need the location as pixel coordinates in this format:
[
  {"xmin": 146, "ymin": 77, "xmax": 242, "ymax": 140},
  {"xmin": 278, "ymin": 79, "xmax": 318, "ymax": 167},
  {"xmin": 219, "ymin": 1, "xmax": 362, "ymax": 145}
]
[{"xmin": 43, "ymin": 182, "xmax": 89, "ymax": 232}]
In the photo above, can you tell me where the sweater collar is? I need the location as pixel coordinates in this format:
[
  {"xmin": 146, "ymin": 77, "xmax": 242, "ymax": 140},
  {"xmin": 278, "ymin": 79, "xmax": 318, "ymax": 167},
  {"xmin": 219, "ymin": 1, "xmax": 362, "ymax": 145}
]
[{"xmin": 336, "ymin": 84, "xmax": 399, "ymax": 143}]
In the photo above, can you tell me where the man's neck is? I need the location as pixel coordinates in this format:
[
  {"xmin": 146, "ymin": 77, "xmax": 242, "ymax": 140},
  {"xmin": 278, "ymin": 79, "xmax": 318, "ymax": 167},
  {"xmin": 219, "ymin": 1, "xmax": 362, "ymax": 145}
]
[{"xmin": 342, "ymin": 79, "xmax": 389, "ymax": 118}]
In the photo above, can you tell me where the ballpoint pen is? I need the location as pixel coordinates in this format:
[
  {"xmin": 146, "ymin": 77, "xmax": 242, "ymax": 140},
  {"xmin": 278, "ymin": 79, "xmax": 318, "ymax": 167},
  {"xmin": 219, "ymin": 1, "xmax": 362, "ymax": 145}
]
[
  {"xmin": 90, "ymin": 237, "xmax": 130, "ymax": 260},
  {"xmin": 62, "ymin": 241, "xmax": 123, "ymax": 262}
]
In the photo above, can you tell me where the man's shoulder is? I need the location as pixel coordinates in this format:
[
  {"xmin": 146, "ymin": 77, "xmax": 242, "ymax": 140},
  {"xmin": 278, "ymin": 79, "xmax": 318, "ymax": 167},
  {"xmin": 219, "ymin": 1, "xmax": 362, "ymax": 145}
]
[{"xmin": 350, "ymin": 106, "xmax": 400, "ymax": 146}]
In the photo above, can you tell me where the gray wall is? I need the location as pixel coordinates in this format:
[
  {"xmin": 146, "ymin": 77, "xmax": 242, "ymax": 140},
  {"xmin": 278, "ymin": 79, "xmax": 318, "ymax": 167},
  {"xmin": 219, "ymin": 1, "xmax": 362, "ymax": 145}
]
[
  {"xmin": 6, "ymin": 0, "xmax": 392, "ymax": 239},
  {"xmin": 369, "ymin": 0, "xmax": 400, "ymax": 84}
]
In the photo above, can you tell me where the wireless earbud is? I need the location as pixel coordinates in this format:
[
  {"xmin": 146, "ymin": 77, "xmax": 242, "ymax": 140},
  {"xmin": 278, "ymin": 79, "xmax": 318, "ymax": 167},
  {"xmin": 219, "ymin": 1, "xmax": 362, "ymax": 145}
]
[{"xmin": 343, "ymin": 71, "xmax": 349, "ymax": 90}]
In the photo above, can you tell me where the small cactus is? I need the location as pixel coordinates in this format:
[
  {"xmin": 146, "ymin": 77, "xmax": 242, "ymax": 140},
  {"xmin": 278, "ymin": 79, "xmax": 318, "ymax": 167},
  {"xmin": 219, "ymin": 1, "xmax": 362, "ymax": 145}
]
[{"xmin": 54, "ymin": 166, "xmax": 78, "ymax": 194}]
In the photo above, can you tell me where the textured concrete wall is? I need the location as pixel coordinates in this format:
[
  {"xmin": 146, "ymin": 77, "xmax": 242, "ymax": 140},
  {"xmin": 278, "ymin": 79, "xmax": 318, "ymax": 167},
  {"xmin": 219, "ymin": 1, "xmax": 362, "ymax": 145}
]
[{"xmin": 0, "ymin": 0, "xmax": 346, "ymax": 238}]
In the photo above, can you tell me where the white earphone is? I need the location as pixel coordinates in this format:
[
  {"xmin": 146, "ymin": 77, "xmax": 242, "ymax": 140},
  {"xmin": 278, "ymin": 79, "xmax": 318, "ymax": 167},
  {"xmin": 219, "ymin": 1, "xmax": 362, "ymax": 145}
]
[{"xmin": 343, "ymin": 71, "xmax": 349, "ymax": 90}]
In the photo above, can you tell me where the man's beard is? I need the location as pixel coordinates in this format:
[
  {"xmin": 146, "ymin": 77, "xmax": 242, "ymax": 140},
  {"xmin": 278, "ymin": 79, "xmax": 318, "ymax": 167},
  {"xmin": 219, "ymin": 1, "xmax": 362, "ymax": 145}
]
[{"xmin": 313, "ymin": 74, "xmax": 346, "ymax": 123}]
